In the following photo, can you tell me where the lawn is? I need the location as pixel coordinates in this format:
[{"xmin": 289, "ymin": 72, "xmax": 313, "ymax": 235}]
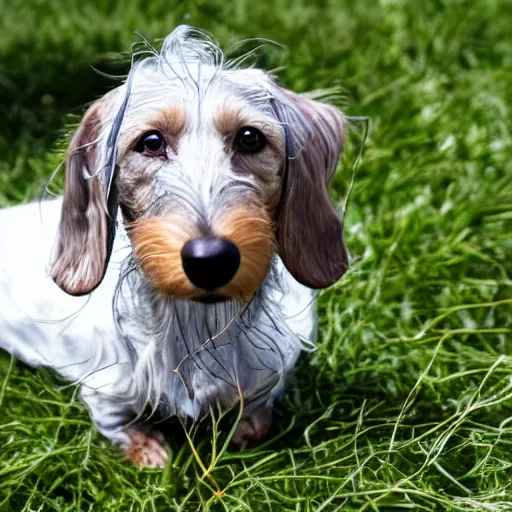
[{"xmin": 1, "ymin": 0, "xmax": 512, "ymax": 510}]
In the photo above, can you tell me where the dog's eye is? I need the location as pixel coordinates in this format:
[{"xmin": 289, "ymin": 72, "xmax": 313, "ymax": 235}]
[
  {"xmin": 135, "ymin": 131, "xmax": 165, "ymax": 156},
  {"xmin": 234, "ymin": 126, "xmax": 266, "ymax": 154}
]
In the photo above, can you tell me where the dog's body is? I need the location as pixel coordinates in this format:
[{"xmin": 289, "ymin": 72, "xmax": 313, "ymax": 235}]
[
  {"xmin": 0, "ymin": 26, "xmax": 348, "ymax": 466},
  {"xmin": 0, "ymin": 198, "xmax": 315, "ymax": 464}
]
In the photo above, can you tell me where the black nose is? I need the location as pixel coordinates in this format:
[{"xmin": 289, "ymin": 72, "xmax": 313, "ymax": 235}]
[{"xmin": 181, "ymin": 236, "xmax": 240, "ymax": 290}]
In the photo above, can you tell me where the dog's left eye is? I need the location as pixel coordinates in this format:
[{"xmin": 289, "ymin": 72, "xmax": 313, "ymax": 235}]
[
  {"xmin": 234, "ymin": 126, "xmax": 267, "ymax": 154},
  {"xmin": 134, "ymin": 131, "xmax": 166, "ymax": 156}
]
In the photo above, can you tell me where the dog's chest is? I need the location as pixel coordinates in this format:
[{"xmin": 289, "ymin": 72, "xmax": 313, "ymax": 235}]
[{"xmin": 115, "ymin": 278, "xmax": 308, "ymax": 418}]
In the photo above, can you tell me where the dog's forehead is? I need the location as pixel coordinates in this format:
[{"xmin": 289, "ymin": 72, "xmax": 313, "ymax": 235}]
[
  {"xmin": 118, "ymin": 64, "xmax": 277, "ymax": 137},
  {"xmin": 131, "ymin": 58, "xmax": 270, "ymax": 89}
]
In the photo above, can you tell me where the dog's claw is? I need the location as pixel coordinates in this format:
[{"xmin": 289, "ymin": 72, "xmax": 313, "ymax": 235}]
[{"xmin": 124, "ymin": 429, "xmax": 169, "ymax": 468}]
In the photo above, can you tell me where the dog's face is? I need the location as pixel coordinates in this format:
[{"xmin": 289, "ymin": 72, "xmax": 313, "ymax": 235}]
[
  {"xmin": 116, "ymin": 71, "xmax": 285, "ymax": 302},
  {"xmin": 51, "ymin": 27, "xmax": 349, "ymax": 302}
]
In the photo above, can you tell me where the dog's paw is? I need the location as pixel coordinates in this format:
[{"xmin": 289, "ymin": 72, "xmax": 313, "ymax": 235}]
[
  {"xmin": 231, "ymin": 407, "xmax": 273, "ymax": 447},
  {"xmin": 124, "ymin": 428, "xmax": 169, "ymax": 468}
]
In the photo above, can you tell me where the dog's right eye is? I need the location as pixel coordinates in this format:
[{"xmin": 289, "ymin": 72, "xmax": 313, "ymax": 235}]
[{"xmin": 134, "ymin": 131, "xmax": 166, "ymax": 156}]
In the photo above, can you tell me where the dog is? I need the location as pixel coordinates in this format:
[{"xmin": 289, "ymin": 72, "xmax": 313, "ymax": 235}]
[{"xmin": 0, "ymin": 26, "xmax": 349, "ymax": 468}]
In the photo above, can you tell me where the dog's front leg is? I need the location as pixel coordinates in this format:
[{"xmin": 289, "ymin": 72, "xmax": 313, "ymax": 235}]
[
  {"xmin": 80, "ymin": 388, "xmax": 169, "ymax": 468},
  {"xmin": 231, "ymin": 405, "xmax": 273, "ymax": 447}
]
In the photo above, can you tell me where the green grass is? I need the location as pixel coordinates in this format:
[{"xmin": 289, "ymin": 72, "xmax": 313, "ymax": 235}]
[{"xmin": 1, "ymin": 0, "xmax": 512, "ymax": 509}]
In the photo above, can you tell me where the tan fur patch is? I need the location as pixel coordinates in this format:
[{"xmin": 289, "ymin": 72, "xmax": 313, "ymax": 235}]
[
  {"xmin": 124, "ymin": 429, "xmax": 168, "ymax": 468},
  {"xmin": 128, "ymin": 217, "xmax": 201, "ymax": 299},
  {"xmin": 214, "ymin": 105, "xmax": 246, "ymax": 136},
  {"xmin": 151, "ymin": 104, "xmax": 186, "ymax": 140},
  {"xmin": 214, "ymin": 206, "xmax": 276, "ymax": 302}
]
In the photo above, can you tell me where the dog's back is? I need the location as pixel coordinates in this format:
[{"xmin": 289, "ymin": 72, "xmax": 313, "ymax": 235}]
[{"xmin": 0, "ymin": 199, "xmax": 127, "ymax": 372}]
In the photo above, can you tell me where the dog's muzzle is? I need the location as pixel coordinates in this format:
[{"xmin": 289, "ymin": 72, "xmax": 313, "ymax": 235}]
[{"xmin": 181, "ymin": 236, "xmax": 240, "ymax": 290}]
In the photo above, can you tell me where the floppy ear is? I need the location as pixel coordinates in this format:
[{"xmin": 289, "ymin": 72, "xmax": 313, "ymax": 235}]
[
  {"xmin": 51, "ymin": 98, "xmax": 119, "ymax": 296},
  {"xmin": 274, "ymin": 90, "xmax": 348, "ymax": 289}
]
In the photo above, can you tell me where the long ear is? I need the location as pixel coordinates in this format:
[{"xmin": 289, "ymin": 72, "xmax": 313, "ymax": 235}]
[
  {"xmin": 51, "ymin": 98, "xmax": 119, "ymax": 296},
  {"xmin": 274, "ymin": 90, "xmax": 349, "ymax": 289}
]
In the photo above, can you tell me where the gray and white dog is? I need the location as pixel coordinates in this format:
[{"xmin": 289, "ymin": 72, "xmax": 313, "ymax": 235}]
[{"xmin": 0, "ymin": 26, "xmax": 348, "ymax": 467}]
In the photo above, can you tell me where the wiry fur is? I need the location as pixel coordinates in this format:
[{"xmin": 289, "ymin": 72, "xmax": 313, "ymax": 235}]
[{"xmin": 0, "ymin": 26, "xmax": 348, "ymax": 465}]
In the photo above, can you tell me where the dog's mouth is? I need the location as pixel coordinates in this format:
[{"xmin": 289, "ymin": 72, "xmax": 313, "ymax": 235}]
[{"xmin": 193, "ymin": 292, "xmax": 231, "ymax": 304}]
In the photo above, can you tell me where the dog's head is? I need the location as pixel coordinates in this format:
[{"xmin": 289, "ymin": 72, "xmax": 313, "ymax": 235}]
[{"xmin": 51, "ymin": 26, "xmax": 348, "ymax": 302}]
